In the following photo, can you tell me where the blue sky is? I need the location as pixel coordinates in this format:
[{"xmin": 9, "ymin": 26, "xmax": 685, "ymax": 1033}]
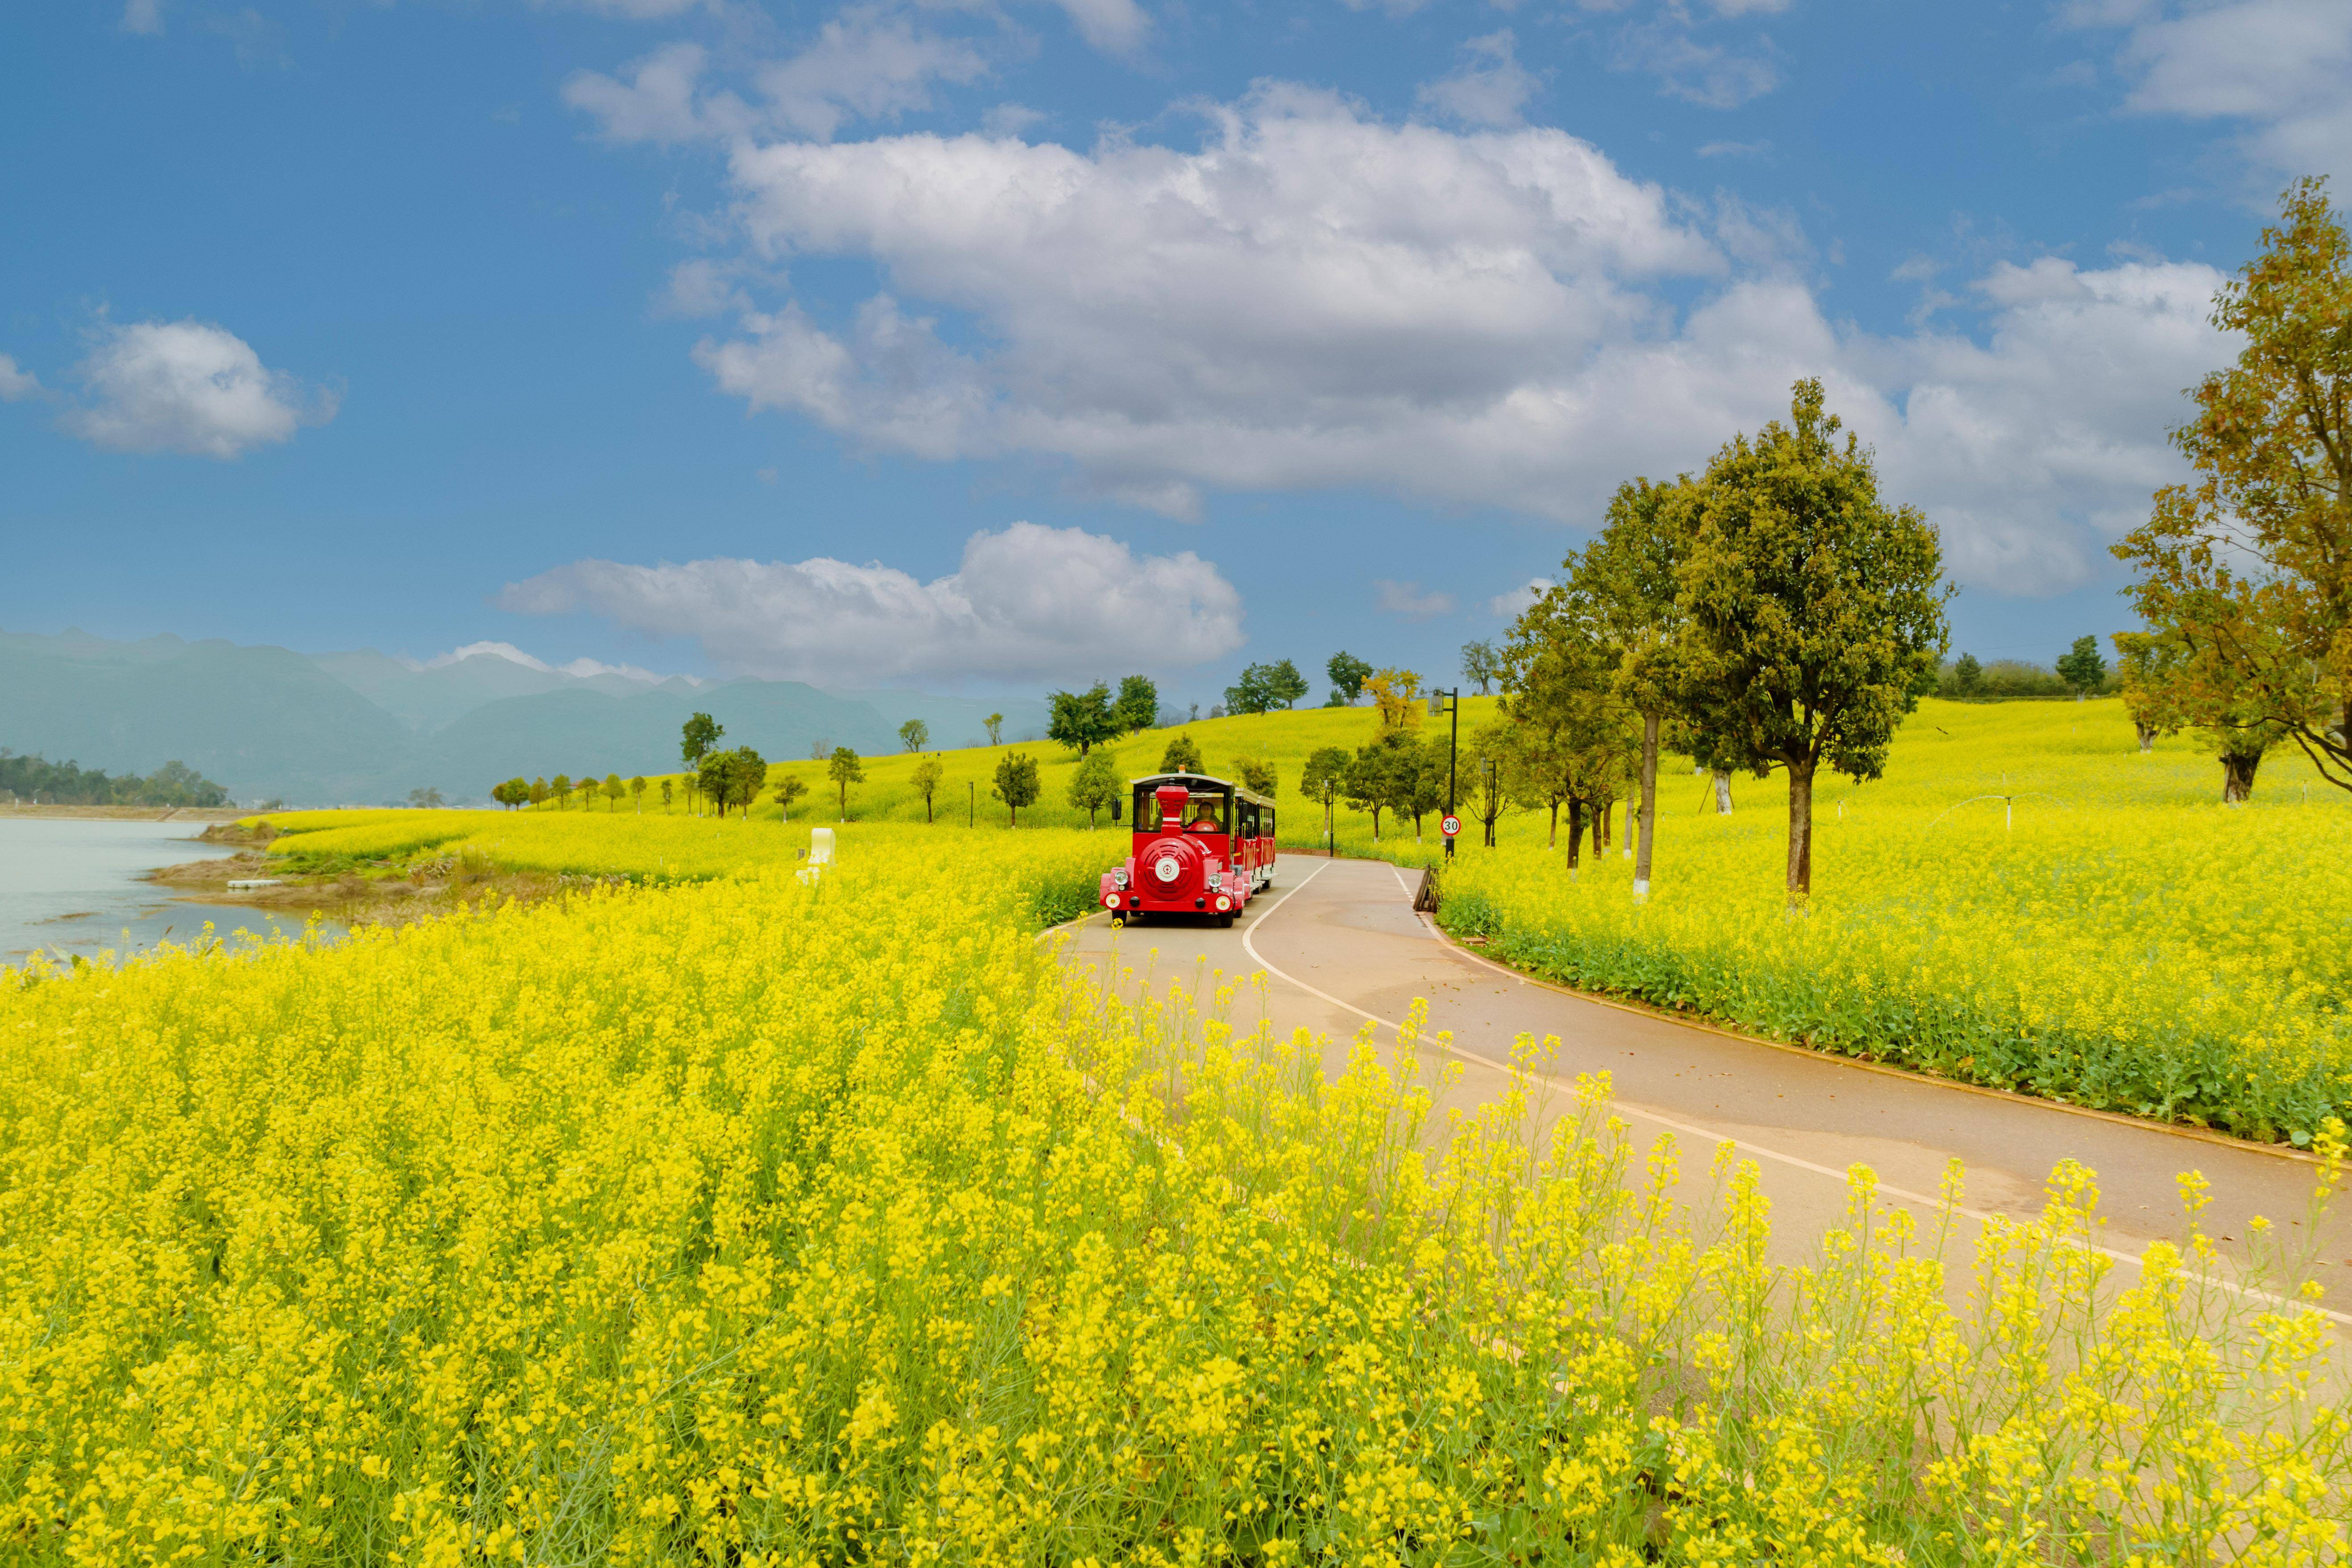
[{"xmin": 2, "ymin": 0, "xmax": 2343, "ymax": 706}]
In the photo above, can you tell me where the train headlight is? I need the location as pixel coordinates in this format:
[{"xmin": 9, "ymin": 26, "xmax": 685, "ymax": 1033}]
[
  {"xmin": 1214, "ymin": 895, "xmax": 1231, "ymax": 911},
  {"xmin": 1113, "ymin": 868, "xmax": 1129, "ymax": 888}
]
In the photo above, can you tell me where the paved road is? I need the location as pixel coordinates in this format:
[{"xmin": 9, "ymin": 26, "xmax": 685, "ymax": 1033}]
[{"xmin": 1060, "ymin": 854, "xmax": 2351, "ymax": 1316}]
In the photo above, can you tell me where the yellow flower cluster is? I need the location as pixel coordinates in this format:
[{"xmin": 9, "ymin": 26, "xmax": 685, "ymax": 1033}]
[
  {"xmin": 1436, "ymin": 700, "xmax": 2352, "ymax": 1144},
  {"xmin": 4, "ymin": 829, "xmax": 2350, "ymax": 1562}
]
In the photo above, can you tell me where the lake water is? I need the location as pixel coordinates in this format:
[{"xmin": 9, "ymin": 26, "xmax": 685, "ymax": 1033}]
[{"xmin": 0, "ymin": 818, "xmax": 344, "ymax": 967}]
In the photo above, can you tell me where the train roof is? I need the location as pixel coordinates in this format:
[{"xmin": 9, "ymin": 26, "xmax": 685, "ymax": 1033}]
[{"xmin": 1127, "ymin": 771, "xmax": 1275, "ymax": 808}]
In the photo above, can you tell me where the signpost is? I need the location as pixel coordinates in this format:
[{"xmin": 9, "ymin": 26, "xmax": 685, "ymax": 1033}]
[{"xmin": 1429, "ymin": 687, "xmax": 1461, "ymax": 861}]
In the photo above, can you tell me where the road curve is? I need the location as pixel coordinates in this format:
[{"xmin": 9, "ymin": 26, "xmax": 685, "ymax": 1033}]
[{"xmin": 1058, "ymin": 853, "xmax": 2352, "ymax": 1311}]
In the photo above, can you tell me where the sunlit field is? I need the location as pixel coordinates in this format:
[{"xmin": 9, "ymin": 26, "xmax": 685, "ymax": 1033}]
[
  {"xmin": 6, "ymin": 831, "xmax": 2351, "ymax": 1562},
  {"xmin": 1437, "ymin": 699, "xmax": 2352, "ymax": 1146}
]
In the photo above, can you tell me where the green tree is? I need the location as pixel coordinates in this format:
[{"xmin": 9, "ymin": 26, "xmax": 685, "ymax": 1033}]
[
  {"xmin": 909, "ymin": 757, "xmax": 944, "ymax": 823},
  {"xmin": 1401, "ymin": 739, "xmax": 1447, "ymax": 840},
  {"xmin": 1230, "ymin": 754, "xmax": 1276, "ymax": 797},
  {"xmin": 984, "ymin": 713, "xmax": 1004, "ymax": 746},
  {"xmin": 1326, "ymin": 650, "xmax": 1373, "ymax": 706},
  {"xmin": 2112, "ymin": 632, "xmax": 2189, "ymax": 752},
  {"xmin": 602, "ymin": 772, "xmax": 625, "ymax": 811},
  {"xmin": 1342, "ymin": 732, "xmax": 1416, "ymax": 842},
  {"xmin": 491, "ymin": 777, "xmax": 528, "ymax": 810},
  {"xmin": 992, "ymin": 750, "xmax": 1040, "ymax": 824},
  {"xmin": 1113, "ymin": 675, "xmax": 1159, "ymax": 733},
  {"xmin": 551, "ymin": 773, "xmax": 572, "ymax": 809},
  {"xmin": 1299, "ymin": 745, "xmax": 1349, "ymax": 852},
  {"xmin": 1048, "ymin": 683, "xmax": 1119, "ymax": 755},
  {"xmin": 1674, "ymin": 379, "xmax": 1950, "ymax": 903},
  {"xmin": 629, "ymin": 775, "xmax": 646, "ymax": 812},
  {"xmin": 770, "ymin": 772, "xmax": 808, "ymax": 821},
  {"xmin": 1160, "ymin": 732, "xmax": 1203, "ymax": 773},
  {"xmin": 529, "ymin": 776, "xmax": 549, "ymax": 807},
  {"xmin": 827, "ymin": 746, "xmax": 865, "ymax": 821},
  {"xmin": 660, "ymin": 778, "xmax": 674, "ymax": 811},
  {"xmin": 1460, "ymin": 640, "xmax": 1500, "ymax": 695},
  {"xmin": 696, "ymin": 753, "xmax": 731, "ymax": 817},
  {"xmin": 898, "ymin": 719, "xmax": 929, "ymax": 753},
  {"xmin": 1224, "ymin": 659, "xmax": 1309, "ymax": 714},
  {"xmin": 681, "ymin": 712, "xmax": 722, "ymax": 770},
  {"xmin": 2056, "ymin": 635, "xmax": 2108, "ymax": 699},
  {"xmin": 1950, "ymin": 652, "xmax": 1985, "ymax": 698},
  {"xmin": 728, "ymin": 749, "xmax": 767, "ymax": 818},
  {"xmin": 1466, "ymin": 722, "xmax": 1514, "ymax": 847},
  {"xmin": 2114, "ymin": 179, "xmax": 2352, "ymax": 794},
  {"xmin": 1500, "ymin": 579, "xmax": 1642, "ymax": 872},
  {"xmin": 1067, "ymin": 749, "xmax": 1122, "ymax": 827},
  {"xmin": 407, "ymin": 786, "xmax": 444, "ymax": 809}
]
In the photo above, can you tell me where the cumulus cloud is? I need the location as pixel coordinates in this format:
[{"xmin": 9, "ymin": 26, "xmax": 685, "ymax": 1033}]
[
  {"xmin": 665, "ymin": 86, "xmax": 2229, "ymax": 595},
  {"xmin": 2073, "ymin": 0, "xmax": 2352, "ymax": 182},
  {"xmin": 1416, "ymin": 30, "xmax": 1540, "ymax": 128},
  {"xmin": 1376, "ymin": 579, "xmax": 1457, "ymax": 620},
  {"xmin": 499, "ymin": 522, "xmax": 1244, "ymax": 684},
  {"xmin": 61, "ymin": 319, "xmax": 335, "ymax": 459},
  {"xmin": 1050, "ymin": 0, "xmax": 1148, "ymax": 54},
  {"xmin": 1485, "ymin": 578, "xmax": 1551, "ymax": 619},
  {"xmin": 0, "ymin": 355, "xmax": 41, "ymax": 402}
]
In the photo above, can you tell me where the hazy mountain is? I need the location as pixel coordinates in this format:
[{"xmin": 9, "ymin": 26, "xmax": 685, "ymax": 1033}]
[{"xmin": 0, "ymin": 628, "xmax": 1048, "ymax": 805}]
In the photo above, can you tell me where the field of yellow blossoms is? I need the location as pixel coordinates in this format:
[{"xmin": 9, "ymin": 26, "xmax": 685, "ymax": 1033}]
[
  {"xmin": 6, "ymin": 819, "xmax": 2352, "ymax": 1563},
  {"xmin": 1434, "ymin": 700, "xmax": 2352, "ymax": 1148}
]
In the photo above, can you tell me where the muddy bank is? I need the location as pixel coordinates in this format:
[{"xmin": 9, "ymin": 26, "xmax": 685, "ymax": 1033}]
[{"xmin": 149, "ymin": 830, "xmax": 577, "ymax": 931}]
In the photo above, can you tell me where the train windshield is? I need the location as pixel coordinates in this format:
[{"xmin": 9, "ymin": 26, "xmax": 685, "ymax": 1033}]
[{"xmin": 1182, "ymin": 793, "xmax": 1230, "ymax": 836}]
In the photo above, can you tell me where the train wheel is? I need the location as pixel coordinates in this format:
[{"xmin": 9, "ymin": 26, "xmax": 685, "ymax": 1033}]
[{"xmin": 1217, "ymin": 913, "xmax": 1234, "ymax": 928}]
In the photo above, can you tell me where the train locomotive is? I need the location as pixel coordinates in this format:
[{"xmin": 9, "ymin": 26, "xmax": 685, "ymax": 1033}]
[{"xmin": 1097, "ymin": 771, "xmax": 1276, "ymax": 927}]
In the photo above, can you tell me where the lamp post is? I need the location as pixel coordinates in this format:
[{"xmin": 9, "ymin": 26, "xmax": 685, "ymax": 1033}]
[{"xmin": 1428, "ymin": 687, "xmax": 1460, "ymax": 862}]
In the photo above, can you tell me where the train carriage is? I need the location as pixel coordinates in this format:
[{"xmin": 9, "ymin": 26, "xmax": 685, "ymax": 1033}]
[{"xmin": 1097, "ymin": 771, "xmax": 1276, "ymax": 927}]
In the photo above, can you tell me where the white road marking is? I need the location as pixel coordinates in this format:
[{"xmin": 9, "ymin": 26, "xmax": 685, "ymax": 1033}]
[{"xmin": 1235, "ymin": 857, "xmax": 2350, "ymax": 1327}]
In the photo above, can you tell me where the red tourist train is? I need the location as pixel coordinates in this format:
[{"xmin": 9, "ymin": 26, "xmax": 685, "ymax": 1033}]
[{"xmin": 1098, "ymin": 771, "xmax": 1277, "ymax": 927}]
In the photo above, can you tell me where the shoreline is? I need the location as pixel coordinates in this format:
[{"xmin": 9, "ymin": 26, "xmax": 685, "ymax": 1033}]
[{"xmin": 0, "ymin": 804, "xmax": 251, "ymax": 824}]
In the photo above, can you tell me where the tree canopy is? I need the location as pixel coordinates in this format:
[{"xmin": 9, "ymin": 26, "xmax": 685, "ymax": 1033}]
[
  {"xmin": 1325, "ymin": 651, "xmax": 1373, "ymax": 706},
  {"xmin": 992, "ymin": 750, "xmax": 1040, "ymax": 824},
  {"xmin": 1224, "ymin": 660, "xmax": 1309, "ymax": 714},
  {"xmin": 2114, "ymin": 178, "xmax": 2352, "ymax": 794},
  {"xmin": 1048, "ymin": 683, "xmax": 1119, "ymax": 755}
]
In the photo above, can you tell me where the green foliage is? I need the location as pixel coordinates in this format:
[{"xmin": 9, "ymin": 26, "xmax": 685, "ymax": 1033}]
[
  {"xmin": 1113, "ymin": 674, "xmax": 1159, "ymax": 734},
  {"xmin": 898, "ymin": 719, "xmax": 929, "ymax": 754},
  {"xmin": 629, "ymin": 775, "xmax": 646, "ymax": 811},
  {"xmin": 1065, "ymin": 749, "xmax": 1123, "ymax": 826},
  {"xmin": 1325, "ymin": 650, "xmax": 1372, "ymax": 706},
  {"xmin": 907, "ymin": 757, "xmax": 944, "ymax": 822},
  {"xmin": 680, "ymin": 712, "xmax": 723, "ymax": 769},
  {"xmin": 529, "ymin": 777, "xmax": 549, "ymax": 807},
  {"xmin": 2056, "ymin": 635, "xmax": 2108, "ymax": 698},
  {"xmin": 1230, "ymin": 754, "xmax": 1277, "ymax": 797},
  {"xmin": 1342, "ymin": 731, "xmax": 1419, "ymax": 840},
  {"xmin": 1951, "ymin": 652, "xmax": 1983, "ymax": 696},
  {"xmin": 1224, "ymin": 659, "xmax": 1309, "ymax": 715},
  {"xmin": 770, "ymin": 772, "xmax": 809, "ymax": 820},
  {"xmin": 1459, "ymin": 640, "xmax": 1499, "ymax": 695},
  {"xmin": 1047, "ymin": 683, "xmax": 1119, "ymax": 755},
  {"xmin": 984, "ymin": 713, "xmax": 1004, "ymax": 746},
  {"xmin": 601, "ymin": 773, "xmax": 625, "ymax": 811},
  {"xmin": 491, "ymin": 777, "xmax": 529, "ymax": 810},
  {"xmin": 827, "ymin": 746, "xmax": 866, "ymax": 819},
  {"xmin": 1675, "ymin": 378, "xmax": 1950, "ymax": 897},
  {"xmin": 992, "ymin": 749, "xmax": 1041, "ymax": 824},
  {"xmin": 551, "ymin": 774, "xmax": 573, "ymax": 807},
  {"xmin": 1160, "ymin": 732, "xmax": 1204, "ymax": 774}
]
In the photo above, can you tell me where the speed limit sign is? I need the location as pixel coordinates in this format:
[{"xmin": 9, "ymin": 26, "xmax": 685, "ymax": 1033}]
[{"xmin": 1441, "ymin": 815, "xmax": 1461, "ymax": 837}]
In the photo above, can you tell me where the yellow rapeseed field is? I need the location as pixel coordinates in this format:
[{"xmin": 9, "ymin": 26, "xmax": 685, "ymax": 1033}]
[
  {"xmin": 5, "ymin": 829, "xmax": 2352, "ymax": 1562},
  {"xmin": 1435, "ymin": 700, "xmax": 2352, "ymax": 1146}
]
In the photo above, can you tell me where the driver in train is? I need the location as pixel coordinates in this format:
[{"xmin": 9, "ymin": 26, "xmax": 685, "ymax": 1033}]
[{"xmin": 1188, "ymin": 803, "xmax": 1223, "ymax": 834}]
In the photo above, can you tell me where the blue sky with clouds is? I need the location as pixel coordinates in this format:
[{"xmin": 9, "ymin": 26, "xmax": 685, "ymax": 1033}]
[{"xmin": 2, "ymin": 0, "xmax": 2343, "ymax": 703}]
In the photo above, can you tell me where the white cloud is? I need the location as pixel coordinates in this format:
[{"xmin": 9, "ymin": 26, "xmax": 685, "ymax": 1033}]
[
  {"xmin": 120, "ymin": 0, "xmax": 164, "ymax": 34},
  {"xmin": 0, "ymin": 355, "xmax": 41, "ymax": 402},
  {"xmin": 1416, "ymin": 30, "xmax": 1540, "ymax": 128},
  {"xmin": 498, "ymin": 522, "xmax": 1244, "ymax": 684},
  {"xmin": 564, "ymin": 41, "xmax": 734, "ymax": 145},
  {"xmin": 1615, "ymin": 23, "xmax": 1780, "ymax": 108},
  {"xmin": 660, "ymin": 86, "xmax": 2232, "ymax": 594},
  {"xmin": 755, "ymin": 10, "xmax": 989, "ymax": 140},
  {"xmin": 2074, "ymin": 0, "xmax": 2352, "ymax": 182},
  {"xmin": 1696, "ymin": 139, "xmax": 1770, "ymax": 157},
  {"xmin": 1485, "ymin": 578, "xmax": 1550, "ymax": 619},
  {"xmin": 1376, "ymin": 579, "xmax": 1457, "ymax": 620},
  {"xmin": 61, "ymin": 319, "xmax": 335, "ymax": 459},
  {"xmin": 1050, "ymin": 0, "xmax": 1149, "ymax": 54},
  {"xmin": 412, "ymin": 641, "xmax": 695, "ymax": 684}
]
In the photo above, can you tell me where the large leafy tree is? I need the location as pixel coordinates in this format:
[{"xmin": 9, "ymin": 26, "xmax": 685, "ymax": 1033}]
[
  {"xmin": 1048, "ymin": 683, "xmax": 1119, "ymax": 755},
  {"xmin": 2055, "ymin": 636, "xmax": 2107, "ymax": 699},
  {"xmin": 1460, "ymin": 640, "xmax": 1500, "ymax": 696},
  {"xmin": 827, "ymin": 746, "xmax": 865, "ymax": 820},
  {"xmin": 1499, "ymin": 578, "xmax": 1642, "ymax": 873},
  {"xmin": 898, "ymin": 719, "xmax": 929, "ymax": 753},
  {"xmin": 1299, "ymin": 745, "xmax": 1349, "ymax": 852},
  {"xmin": 2114, "ymin": 178, "xmax": 2352, "ymax": 793},
  {"xmin": 1113, "ymin": 675, "xmax": 1160, "ymax": 734},
  {"xmin": 1675, "ymin": 378, "xmax": 1950, "ymax": 902},
  {"xmin": 1224, "ymin": 660, "xmax": 1309, "ymax": 715},
  {"xmin": 992, "ymin": 750, "xmax": 1040, "ymax": 824},
  {"xmin": 1342, "ymin": 732, "xmax": 1417, "ymax": 841},
  {"xmin": 1325, "ymin": 651, "xmax": 1373, "ymax": 706},
  {"xmin": 1067, "ymin": 749, "xmax": 1123, "ymax": 827}
]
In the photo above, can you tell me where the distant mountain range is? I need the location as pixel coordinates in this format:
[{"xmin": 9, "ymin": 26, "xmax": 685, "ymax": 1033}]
[{"xmin": 0, "ymin": 629, "xmax": 1047, "ymax": 806}]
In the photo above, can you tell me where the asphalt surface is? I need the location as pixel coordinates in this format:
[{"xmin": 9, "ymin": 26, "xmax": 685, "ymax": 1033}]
[{"xmin": 1058, "ymin": 853, "xmax": 2352, "ymax": 1318}]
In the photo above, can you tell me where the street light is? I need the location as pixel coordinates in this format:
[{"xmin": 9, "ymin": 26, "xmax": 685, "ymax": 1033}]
[{"xmin": 1428, "ymin": 687, "xmax": 1460, "ymax": 861}]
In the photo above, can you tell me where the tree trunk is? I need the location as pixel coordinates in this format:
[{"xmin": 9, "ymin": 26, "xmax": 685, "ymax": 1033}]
[
  {"xmin": 2222, "ymin": 750, "xmax": 2261, "ymax": 803},
  {"xmin": 1599, "ymin": 800, "xmax": 1612, "ymax": 852},
  {"xmin": 1634, "ymin": 714, "xmax": 1659, "ymax": 899},
  {"xmin": 1548, "ymin": 800, "xmax": 1559, "ymax": 848},
  {"xmin": 1785, "ymin": 758, "xmax": 1815, "ymax": 903},
  {"xmin": 2136, "ymin": 722, "xmax": 2156, "ymax": 753},
  {"xmin": 1712, "ymin": 771, "xmax": 1733, "ymax": 814},
  {"xmin": 1565, "ymin": 800, "xmax": 1585, "ymax": 877}
]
